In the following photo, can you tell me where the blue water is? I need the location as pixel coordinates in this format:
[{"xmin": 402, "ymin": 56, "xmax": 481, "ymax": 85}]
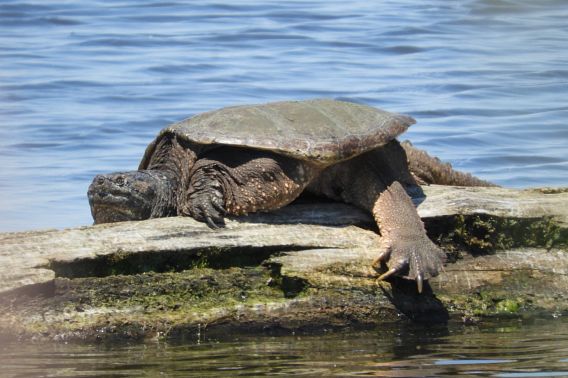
[{"xmin": 0, "ymin": 0, "xmax": 566, "ymax": 232}]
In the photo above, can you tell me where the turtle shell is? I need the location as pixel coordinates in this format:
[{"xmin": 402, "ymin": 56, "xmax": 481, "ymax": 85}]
[{"xmin": 140, "ymin": 99, "xmax": 415, "ymax": 169}]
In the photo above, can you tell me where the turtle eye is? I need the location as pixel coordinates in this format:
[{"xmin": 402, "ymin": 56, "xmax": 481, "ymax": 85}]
[{"xmin": 115, "ymin": 176, "xmax": 126, "ymax": 186}]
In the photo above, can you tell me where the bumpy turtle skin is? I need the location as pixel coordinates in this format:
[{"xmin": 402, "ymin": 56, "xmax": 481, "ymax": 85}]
[
  {"xmin": 371, "ymin": 181, "xmax": 446, "ymax": 292},
  {"xmin": 306, "ymin": 140, "xmax": 418, "ymax": 209},
  {"xmin": 179, "ymin": 147, "xmax": 318, "ymax": 226},
  {"xmin": 401, "ymin": 141, "xmax": 496, "ymax": 187}
]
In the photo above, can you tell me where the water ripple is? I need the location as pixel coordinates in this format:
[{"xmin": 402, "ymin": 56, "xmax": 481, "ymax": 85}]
[
  {"xmin": 3, "ymin": 319, "xmax": 568, "ymax": 377},
  {"xmin": 0, "ymin": 0, "xmax": 567, "ymax": 232}
]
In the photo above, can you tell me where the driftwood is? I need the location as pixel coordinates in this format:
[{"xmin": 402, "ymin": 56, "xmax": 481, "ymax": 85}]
[{"xmin": 0, "ymin": 185, "xmax": 566, "ymax": 342}]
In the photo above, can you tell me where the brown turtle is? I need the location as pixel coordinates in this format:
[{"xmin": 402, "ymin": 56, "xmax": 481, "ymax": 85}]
[{"xmin": 88, "ymin": 99, "xmax": 492, "ymax": 292}]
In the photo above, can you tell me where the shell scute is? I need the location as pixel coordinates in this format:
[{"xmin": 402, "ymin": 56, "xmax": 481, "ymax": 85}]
[{"xmin": 141, "ymin": 99, "xmax": 415, "ymax": 168}]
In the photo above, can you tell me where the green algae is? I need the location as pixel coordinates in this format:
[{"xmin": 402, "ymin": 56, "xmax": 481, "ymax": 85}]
[
  {"xmin": 0, "ymin": 266, "xmax": 294, "ymax": 341},
  {"xmin": 495, "ymin": 299, "xmax": 521, "ymax": 314},
  {"xmin": 440, "ymin": 293, "xmax": 526, "ymax": 319},
  {"xmin": 428, "ymin": 214, "xmax": 567, "ymax": 255}
]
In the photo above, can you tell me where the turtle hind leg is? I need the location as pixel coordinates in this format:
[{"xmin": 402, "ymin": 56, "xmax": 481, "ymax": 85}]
[
  {"xmin": 179, "ymin": 147, "xmax": 317, "ymax": 227},
  {"xmin": 308, "ymin": 142, "xmax": 445, "ymax": 293},
  {"xmin": 372, "ymin": 181, "xmax": 446, "ymax": 293}
]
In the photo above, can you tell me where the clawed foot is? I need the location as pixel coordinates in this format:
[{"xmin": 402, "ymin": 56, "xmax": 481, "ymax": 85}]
[
  {"xmin": 186, "ymin": 184, "xmax": 227, "ymax": 229},
  {"xmin": 372, "ymin": 237, "xmax": 446, "ymax": 293}
]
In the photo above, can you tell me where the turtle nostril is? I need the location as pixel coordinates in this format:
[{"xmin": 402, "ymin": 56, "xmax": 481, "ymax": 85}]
[{"xmin": 97, "ymin": 176, "xmax": 105, "ymax": 185}]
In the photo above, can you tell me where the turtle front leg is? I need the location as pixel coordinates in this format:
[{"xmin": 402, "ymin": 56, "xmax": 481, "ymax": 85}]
[
  {"xmin": 182, "ymin": 162, "xmax": 227, "ymax": 228},
  {"xmin": 371, "ymin": 181, "xmax": 445, "ymax": 293},
  {"xmin": 179, "ymin": 147, "xmax": 317, "ymax": 228}
]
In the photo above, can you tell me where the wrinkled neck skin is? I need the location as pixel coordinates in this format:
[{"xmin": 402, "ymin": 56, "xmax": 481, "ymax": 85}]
[
  {"xmin": 89, "ymin": 134, "xmax": 198, "ymax": 225},
  {"xmin": 148, "ymin": 170, "xmax": 178, "ymax": 218},
  {"xmin": 88, "ymin": 169, "xmax": 177, "ymax": 224}
]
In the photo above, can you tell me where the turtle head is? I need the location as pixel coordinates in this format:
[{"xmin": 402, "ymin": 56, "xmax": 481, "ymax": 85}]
[{"xmin": 88, "ymin": 170, "xmax": 176, "ymax": 224}]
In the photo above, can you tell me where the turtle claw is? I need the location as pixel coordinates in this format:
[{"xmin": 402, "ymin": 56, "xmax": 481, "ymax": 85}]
[
  {"xmin": 199, "ymin": 203, "xmax": 226, "ymax": 229},
  {"xmin": 204, "ymin": 199, "xmax": 228, "ymax": 229},
  {"xmin": 373, "ymin": 237, "xmax": 445, "ymax": 293},
  {"xmin": 376, "ymin": 263, "xmax": 427, "ymax": 294},
  {"xmin": 416, "ymin": 273, "xmax": 424, "ymax": 294},
  {"xmin": 183, "ymin": 173, "xmax": 229, "ymax": 229},
  {"xmin": 372, "ymin": 245, "xmax": 392, "ymax": 268},
  {"xmin": 204, "ymin": 214, "xmax": 222, "ymax": 229},
  {"xmin": 377, "ymin": 267, "xmax": 398, "ymax": 282},
  {"xmin": 187, "ymin": 191, "xmax": 227, "ymax": 229}
]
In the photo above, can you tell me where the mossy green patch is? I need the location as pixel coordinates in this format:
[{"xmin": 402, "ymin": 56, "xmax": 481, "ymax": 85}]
[
  {"xmin": 0, "ymin": 265, "xmax": 296, "ymax": 341},
  {"xmin": 427, "ymin": 214, "xmax": 566, "ymax": 255},
  {"xmin": 437, "ymin": 270, "xmax": 540, "ymax": 319},
  {"xmin": 440, "ymin": 293, "xmax": 526, "ymax": 319},
  {"xmin": 495, "ymin": 299, "xmax": 521, "ymax": 314}
]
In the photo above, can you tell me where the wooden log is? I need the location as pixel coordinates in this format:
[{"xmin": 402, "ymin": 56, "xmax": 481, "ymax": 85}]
[{"xmin": 0, "ymin": 185, "xmax": 566, "ymax": 342}]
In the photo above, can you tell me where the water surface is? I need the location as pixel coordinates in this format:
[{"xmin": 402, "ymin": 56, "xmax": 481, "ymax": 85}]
[
  {"xmin": 0, "ymin": 0, "xmax": 567, "ymax": 231},
  {"xmin": 2, "ymin": 319, "xmax": 568, "ymax": 377}
]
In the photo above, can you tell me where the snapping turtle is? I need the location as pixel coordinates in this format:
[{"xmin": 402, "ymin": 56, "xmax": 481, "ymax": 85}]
[{"xmin": 88, "ymin": 99, "xmax": 491, "ymax": 292}]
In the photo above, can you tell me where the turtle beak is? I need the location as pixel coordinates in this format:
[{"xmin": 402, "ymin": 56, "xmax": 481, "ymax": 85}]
[{"xmin": 87, "ymin": 172, "xmax": 154, "ymax": 224}]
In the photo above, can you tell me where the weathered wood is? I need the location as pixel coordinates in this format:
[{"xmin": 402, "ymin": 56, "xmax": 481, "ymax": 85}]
[{"xmin": 0, "ymin": 185, "xmax": 566, "ymax": 342}]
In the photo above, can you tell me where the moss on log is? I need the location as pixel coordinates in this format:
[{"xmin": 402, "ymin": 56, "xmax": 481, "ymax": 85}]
[{"xmin": 0, "ymin": 185, "xmax": 566, "ymax": 342}]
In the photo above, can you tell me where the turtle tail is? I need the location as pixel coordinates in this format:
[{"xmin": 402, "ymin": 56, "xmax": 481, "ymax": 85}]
[{"xmin": 401, "ymin": 141, "xmax": 497, "ymax": 187}]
